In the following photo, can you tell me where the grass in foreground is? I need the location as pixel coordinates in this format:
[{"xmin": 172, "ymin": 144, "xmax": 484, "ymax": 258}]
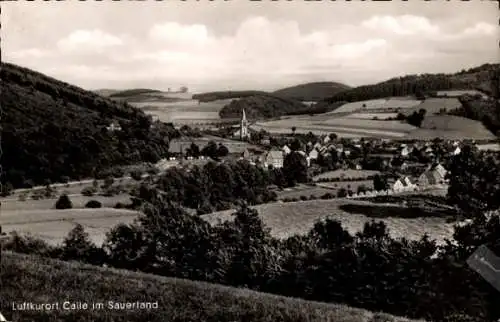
[{"xmin": 1, "ymin": 252, "xmax": 424, "ymax": 322}]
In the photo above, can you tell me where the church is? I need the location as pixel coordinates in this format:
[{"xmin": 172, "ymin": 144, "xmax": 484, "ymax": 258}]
[{"xmin": 232, "ymin": 108, "xmax": 252, "ymax": 140}]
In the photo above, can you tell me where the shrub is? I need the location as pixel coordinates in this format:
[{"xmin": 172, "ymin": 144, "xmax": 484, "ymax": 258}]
[
  {"xmin": 81, "ymin": 186, "xmax": 97, "ymax": 197},
  {"xmin": 85, "ymin": 200, "xmax": 102, "ymax": 208},
  {"xmin": 55, "ymin": 194, "xmax": 72, "ymax": 209},
  {"xmin": 300, "ymin": 195, "xmax": 308, "ymax": 201},
  {"xmin": 114, "ymin": 202, "xmax": 125, "ymax": 209}
]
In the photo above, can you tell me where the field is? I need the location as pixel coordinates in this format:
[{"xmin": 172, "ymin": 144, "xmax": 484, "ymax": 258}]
[
  {"xmin": 330, "ymin": 98, "xmax": 422, "ymax": 114},
  {"xmin": 313, "ymin": 169, "xmax": 381, "ymax": 181},
  {"xmin": 1, "ymin": 252, "xmax": 423, "ymax": 322},
  {"xmin": 252, "ymin": 117, "xmax": 413, "ymax": 138},
  {"xmin": 202, "ymin": 199, "xmax": 456, "ymax": 244},
  {"xmin": 435, "ymin": 90, "xmax": 486, "ymax": 97},
  {"xmin": 170, "ymin": 135, "xmax": 263, "ymax": 154},
  {"xmin": 344, "ymin": 113, "xmax": 399, "ymax": 120},
  {"xmin": 407, "ymin": 115, "xmax": 497, "ymax": 140},
  {"xmin": 316, "ymin": 180, "xmax": 374, "ymax": 193},
  {"xmin": 130, "ymin": 99, "xmax": 231, "ymax": 124},
  {"xmin": 402, "ymin": 98, "xmax": 462, "ymax": 116},
  {"xmin": 1, "ymin": 208, "xmax": 140, "ymax": 246},
  {"xmin": 275, "ymin": 184, "xmax": 336, "ymax": 200}
]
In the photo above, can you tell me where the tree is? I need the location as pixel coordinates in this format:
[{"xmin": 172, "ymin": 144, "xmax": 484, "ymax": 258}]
[
  {"xmin": 337, "ymin": 188, "xmax": 348, "ymax": 198},
  {"xmin": 85, "ymin": 200, "xmax": 102, "ymax": 208},
  {"xmin": 283, "ymin": 151, "xmax": 308, "ymax": 187},
  {"xmin": 55, "ymin": 194, "xmax": 72, "ymax": 209},
  {"xmin": 447, "ymin": 145, "xmax": 500, "ymax": 216},
  {"xmin": 373, "ymin": 174, "xmax": 389, "ymax": 191},
  {"xmin": 1, "ymin": 182, "xmax": 14, "ymax": 197},
  {"xmin": 61, "ymin": 223, "xmax": 105, "ymax": 265},
  {"xmin": 291, "ymin": 126, "xmax": 296, "ymax": 135},
  {"xmin": 217, "ymin": 144, "xmax": 229, "ymax": 157},
  {"xmin": 187, "ymin": 142, "xmax": 200, "ymax": 157},
  {"xmin": 201, "ymin": 141, "xmax": 219, "ymax": 159}
]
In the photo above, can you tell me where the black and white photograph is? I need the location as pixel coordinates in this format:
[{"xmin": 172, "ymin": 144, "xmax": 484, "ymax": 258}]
[{"xmin": 1, "ymin": 1, "xmax": 499, "ymax": 321}]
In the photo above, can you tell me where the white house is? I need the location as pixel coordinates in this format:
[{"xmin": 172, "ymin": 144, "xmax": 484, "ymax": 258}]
[
  {"xmin": 308, "ymin": 149, "xmax": 319, "ymax": 160},
  {"xmin": 323, "ymin": 136, "xmax": 331, "ymax": 144},
  {"xmin": 393, "ymin": 176, "xmax": 417, "ymax": 192},
  {"xmin": 282, "ymin": 145, "xmax": 292, "ymax": 155},
  {"xmin": 452, "ymin": 146, "xmax": 461, "ymax": 155},
  {"xmin": 262, "ymin": 150, "xmax": 284, "ymax": 168}
]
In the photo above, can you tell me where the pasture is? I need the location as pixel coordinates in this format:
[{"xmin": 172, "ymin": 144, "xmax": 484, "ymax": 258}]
[
  {"xmin": 330, "ymin": 98, "xmax": 422, "ymax": 114},
  {"xmin": 344, "ymin": 113, "xmax": 399, "ymax": 120},
  {"xmin": 130, "ymin": 99, "xmax": 231, "ymax": 124},
  {"xmin": 406, "ymin": 115, "xmax": 497, "ymax": 140},
  {"xmin": 313, "ymin": 169, "xmax": 380, "ymax": 181},
  {"xmin": 0, "ymin": 208, "xmax": 140, "ymax": 246},
  {"xmin": 202, "ymin": 199, "xmax": 456, "ymax": 244},
  {"xmin": 253, "ymin": 116, "xmax": 413, "ymax": 139},
  {"xmin": 436, "ymin": 90, "xmax": 486, "ymax": 97},
  {"xmin": 316, "ymin": 180, "xmax": 374, "ymax": 193},
  {"xmin": 402, "ymin": 98, "xmax": 462, "ymax": 116},
  {"xmin": 275, "ymin": 185, "xmax": 336, "ymax": 200}
]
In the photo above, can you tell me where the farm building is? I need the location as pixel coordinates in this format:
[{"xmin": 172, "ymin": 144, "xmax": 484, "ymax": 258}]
[
  {"xmin": 261, "ymin": 149, "xmax": 285, "ymax": 169},
  {"xmin": 392, "ymin": 176, "xmax": 417, "ymax": 192},
  {"xmin": 418, "ymin": 164, "xmax": 447, "ymax": 186}
]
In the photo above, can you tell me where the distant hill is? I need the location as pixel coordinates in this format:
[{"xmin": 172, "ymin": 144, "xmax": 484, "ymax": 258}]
[
  {"xmin": 1, "ymin": 62, "xmax": 177, "ymax": 188},
  {"xmin": 1, "ymin": 251, "xmax": 423, "ymax": 322},
  {"xmin": 219, "ymin": 95, "xmax": 307, "ymax": 119},
  {"xmin": 109, "ymin": 88, "xmax": 163, "ymax": 98},
  {"xmin": 321, "ymin": 63, "xmax": 500, "ymax": 106},
  {"xmin": 193, "ymin": 90, "xmax": 269, "ymax": 102},
  {"xmin": 93, "ymin": 89, "xmax": 121, "ymax": 97},
  {"xmin": 272, "ymin": 82, "xmax": 351, "ymax": 101}
]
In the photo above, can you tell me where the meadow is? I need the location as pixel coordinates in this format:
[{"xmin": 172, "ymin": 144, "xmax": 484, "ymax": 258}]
[
  {"xmin": 130, "ymin": 99, "xmax": 231, "ymax": 124},
  {"xmin": 402, "ymin": 98, "xmax": 462, "ymax": 116},
  {"xmin": 1, "ymin": 208, "xmax": 140, "ymax": 246},
  {"xmin": 202, "ymin": 199, "xmax": 456, "ymax": 244},
  {"xmin": 407, "ymin": 115, "xmax": 497, "ymax": 140},
  {"xmin": 1, "ymin": 251, "xmax": 424, "ymax": 322},
  {"xmin": 313, "ymin": 169, "xmax": 381, "ymax": 181},
  {"xmin": 275, "ymin": 185, "xmax": 336, "ymax": 200},
  {"xmin": 329, "ymin": 98, "xmax": 422, "ymax": 114}
]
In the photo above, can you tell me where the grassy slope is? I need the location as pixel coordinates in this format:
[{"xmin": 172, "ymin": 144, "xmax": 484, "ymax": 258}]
[
  {"xmin": 202, "ymin": 199, "xmax": 455, "ymax": 243},
  {"xmin": 272, "ymin": 82, "xmax": 351, "ymax": 101},
  {"xmin": 1, "ymin": 252, "xmax": 424, "ymax": 322}
]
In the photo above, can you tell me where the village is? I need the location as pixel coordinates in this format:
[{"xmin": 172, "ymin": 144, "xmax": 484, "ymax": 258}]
[{"xmin": 150, "ymin": 108, "xmax": 499, "ymax": 201}]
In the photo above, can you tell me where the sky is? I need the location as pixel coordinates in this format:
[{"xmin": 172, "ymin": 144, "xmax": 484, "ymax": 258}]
[{"xmin": 2, "ymin": 1, "xmax": 499, "ymax": 93}]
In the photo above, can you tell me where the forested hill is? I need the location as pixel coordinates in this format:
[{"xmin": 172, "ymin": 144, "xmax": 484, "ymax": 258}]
[
  {"xmin": 321, "ymin": 63, "xmax": 500, "ymax": 104},
  {"xmin": 219, "ymin": 95, "xmax": 307, "ymax": 119},
  {"xmin": 1, "ymin": 62, "xmax": 177, "ymax": 188},
  {"xmin": 192, "ymin": 90, "xmax": 269, "ymax": 102},
  {"xmin": 272, "ymin": 81, "xmax": 351, "ymax": 101}
]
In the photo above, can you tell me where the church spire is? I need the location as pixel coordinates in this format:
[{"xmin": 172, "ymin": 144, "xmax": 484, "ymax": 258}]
[{"xmin": 242, "ymin": 108, "xmax": 247, "ymax": 122}]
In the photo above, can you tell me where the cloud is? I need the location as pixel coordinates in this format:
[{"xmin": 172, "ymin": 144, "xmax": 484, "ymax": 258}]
[
  {"xmin": 4, "ymin": 15, "xmax": 498, "ymax": 91},
  {"xmin": 57, "ymin": 29, "xmax": 124, "ymax": 53},
  {"xmin": 361, "ymin": 15, "xmax": 440, "ymax": 35}
]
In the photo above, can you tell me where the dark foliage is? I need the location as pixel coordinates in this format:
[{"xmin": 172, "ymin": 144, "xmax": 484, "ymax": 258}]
[
  {"xmin": 1, "ymin": 62, "xmax": 177, "ymax": 188},
  {"xmin": 322, "ymin": 63, "xmax": 498, "ymax": 104},
  {"xmin": 55, "ymin": 194, "xmax": 73, "ymax": 209},
  {"xmin": 271, "ymin": 82, "xmax": 351, "ymax": 102},
  {"xmin": 192, "ymin": 90, "xmax": 269, "ymax": 102},
  {"xmin": 219, "ymin": 95, "xmax": 307, "ymax": 119},
  {"xmin": 85, "ymin": 200, "xmax": 103, "ymax": 208}
]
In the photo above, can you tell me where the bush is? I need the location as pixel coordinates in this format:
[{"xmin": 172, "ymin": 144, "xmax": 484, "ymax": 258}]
[
  {"xmin": 114, "ymin": 202, "xmax": 125, "ymax": 209},
  {"xmin": 81, "ymin": 186, "xmax": 97, "ymax": 197},
  {"xmin": 85, "ymin": 200, "xmax": 102, "ymax": 208},
  {"xmin": 55, "ymin": 194, "xmax": 72, "ymax": 209},
  {"xmin": 300, "ymin": 195, "xmax": 308, "ymax": 201}
]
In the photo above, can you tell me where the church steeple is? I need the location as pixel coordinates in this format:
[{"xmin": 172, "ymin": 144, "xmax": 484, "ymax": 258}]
[{"xmin": 240, "ymin": 108, "xmax": 249, "ymax": 140}]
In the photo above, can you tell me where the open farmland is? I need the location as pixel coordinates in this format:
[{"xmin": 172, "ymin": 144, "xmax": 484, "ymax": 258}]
[
  {"xmin": 436, "ymin": 89, "xmax": 487, "ymax": 97},
  {"xmin": 402, "ymin": 98, "xmax": 462, "ymax": 116},
  {"xmin": 253, "ymin": 115, "xmax": 415, "ymax": 138},
  {"xmin": 316, "ymin": 180, "xmax": 374, "ymax": 193},
  {"xmin": 314, "ymin": 169, "xmax": 380, "ymax": 181},
  {"xmin": 130, "ymin": 99, "xmax": 231, "ymax": 124},
  {"xmin": 344, "ymin": 113, "xmax": 399, "ymax": 120},
  {"xmin": 275, "ymin": 184, "xmax": 336, "ymax": 200},
  {"xmin": 406, "ymin": 115, "xmax": 497, "ymax": 140},
  {"xmin": 0, "ymin": 208, "xmax": 140, "ymax": 246},
  {"xmin": 330, "ymin": 98, "xmax": 422, "ymax": 114},
  {"xmin": 202, "ymin": 199, "xmax": 456, "ymax": 244}
]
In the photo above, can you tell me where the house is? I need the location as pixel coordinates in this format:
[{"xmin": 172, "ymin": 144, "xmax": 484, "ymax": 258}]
[
  {"xmin": 418, "ymin": 164, "xmax": 447, "ymax": 186},
  {"xmin": 106, "ymin": 122, "xmax": 122, "ymax": 132},
  {"xmin": 393, "ymin": 176, "xmax": 417, "ymax": 192},
  {"xmin": 282, "ymin": 145, "xmax": 292, "ymax": 155},
  {"xmin": 297, "ymin": 150, "xmax": 311, "ymax": 167},
  {"xmin": 263, "ymin": 150, "xmax": 284, "ymax": 168},
  {"xmin": 308, "ymin": 149, "xmax": 319, "ymax": 160},
  {"xmin": 323, "ymin": 135, "xmax": 331, "ymax": 144},
  {"xmin": 401, "ymin": 146, "xmax": 413, "ymax": 157},
  {"xmin": 452, "ymin": 146, "xmax": 461, "ymax": 155},
  {"xmin": 260, "ymin": 137, "xmax": 271, "ymax": 145},
  {"xmin": 241, "ymin": 148, "xmax": 251, "ymax": 160}
]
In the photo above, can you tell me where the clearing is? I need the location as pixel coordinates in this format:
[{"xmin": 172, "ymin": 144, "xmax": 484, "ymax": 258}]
[{"xmin": 313, "ymin": 169, "xmax": 381, "ymax": 181}]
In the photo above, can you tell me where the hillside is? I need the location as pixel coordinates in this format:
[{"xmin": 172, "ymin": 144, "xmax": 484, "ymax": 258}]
[
  {"xmin": 1, "ymin": 62, "xmax": 177, "ymax": 188},
  {"xmin": 219, "ymin": 95, "xmax": 307, "ymax": 119},
  {"xmin": 93, "ymin": 89, "xmax": 121, "ymax": 97},
  {"xmin": 272, "ymin": 81, "xmax": 351, "ymax": 101},
  {"xmin": 321, "ymin": 63, "xmax": 500, "ymax": 105},
  {"xmin": 1, "ymin": 251, "xmax": 423, "ymax": 322},
  {"xmin": 109, "ymin": 88, "xmax": 163, "ymax": 98},
  {"xmin": 192, "ymin": 90, "xmax": 269, "ymax": 102}
]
